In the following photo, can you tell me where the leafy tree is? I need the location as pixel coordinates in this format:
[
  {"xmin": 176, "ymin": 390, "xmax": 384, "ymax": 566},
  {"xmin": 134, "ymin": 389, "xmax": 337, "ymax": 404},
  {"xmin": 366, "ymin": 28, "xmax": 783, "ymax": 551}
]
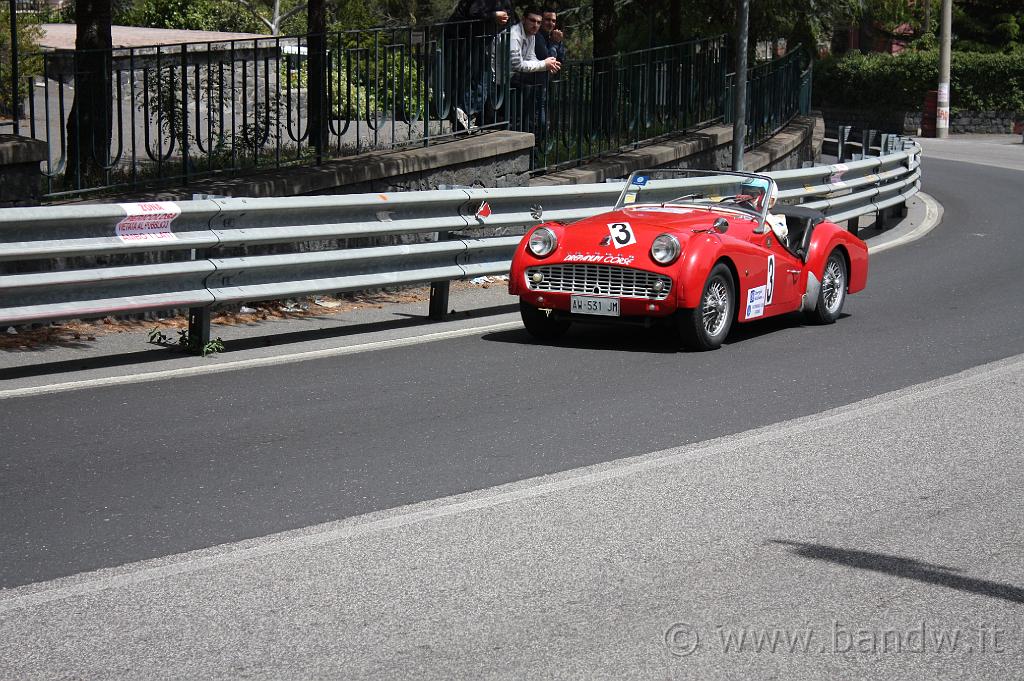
[
  {"xmin": 127, "ymin": 0, "xmax": 265, "ymax": 33},
  {"xmin": 0, "ymin": 4, "xmax": 43, "ymax": 116},
  {"xmin": 954, "ymin": 0, "xmax": 1024, "ymax": 52}
]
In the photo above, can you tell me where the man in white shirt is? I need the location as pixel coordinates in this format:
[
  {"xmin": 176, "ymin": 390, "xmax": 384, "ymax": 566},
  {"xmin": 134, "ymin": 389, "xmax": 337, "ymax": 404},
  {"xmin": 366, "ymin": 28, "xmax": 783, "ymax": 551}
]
[
  {"xmin": 509, "ymin": 8, "xmax": 561, "ymax": 133},
  {"xmin": 510, "ymin": 9, "xmax": 561, "ymax": 75}
]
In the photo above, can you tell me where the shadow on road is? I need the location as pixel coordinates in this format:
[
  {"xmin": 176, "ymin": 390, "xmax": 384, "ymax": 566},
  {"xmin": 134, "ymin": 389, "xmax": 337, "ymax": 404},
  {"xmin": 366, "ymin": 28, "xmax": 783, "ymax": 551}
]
[
  {"xmin": 480, "ymin": 323, "xmax": 681, "ymax": 354},
  {"xmin": 772, "ymin": 540, "xmax": 1024, "ymax": 604},
  {"xmin": 0, "ymin": 303, "xmax": 520, "ymax": 381}
]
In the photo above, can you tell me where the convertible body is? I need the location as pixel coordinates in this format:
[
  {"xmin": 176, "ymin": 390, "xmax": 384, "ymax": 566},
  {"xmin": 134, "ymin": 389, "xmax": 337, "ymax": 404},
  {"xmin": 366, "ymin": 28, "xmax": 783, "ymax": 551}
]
[{"xmin": 508, "ymin": 169, "xmax": 869, "ymax": 349}]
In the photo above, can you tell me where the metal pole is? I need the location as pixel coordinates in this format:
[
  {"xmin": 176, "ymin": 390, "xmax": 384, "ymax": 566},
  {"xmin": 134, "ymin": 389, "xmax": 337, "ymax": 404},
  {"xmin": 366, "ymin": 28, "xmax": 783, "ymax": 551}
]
[
  {"xmin": 9, "ymin": 0, "xmax": 19, "ymax": 136},
  {"xmin": 731, "ymin": 0, "xmax": 749, "ymax": 170},
  {"xmin": 936, "ymin": 0, "xmax": 952, "ymax": 139}
]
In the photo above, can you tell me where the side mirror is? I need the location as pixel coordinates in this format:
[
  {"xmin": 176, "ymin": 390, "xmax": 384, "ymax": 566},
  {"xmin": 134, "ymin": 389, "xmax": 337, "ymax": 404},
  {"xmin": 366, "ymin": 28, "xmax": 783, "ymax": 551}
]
[{"xmin": 713, "ymin": 217, "xmax": 729, "ymax": 233}]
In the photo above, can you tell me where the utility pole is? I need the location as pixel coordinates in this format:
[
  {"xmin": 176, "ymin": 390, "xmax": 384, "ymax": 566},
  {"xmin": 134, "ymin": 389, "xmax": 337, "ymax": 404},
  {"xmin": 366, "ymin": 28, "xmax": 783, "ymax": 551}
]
[
  {"xmin": 936, "ymin": 0, "xmax": 952, "ymax": 139},
  {"xmin": 732, "ymin": 0, "xmax": 749, "ymax": 170},
  {"xmin": 8, "ymin": 0, "xmax": 18, "ymax": 135}
]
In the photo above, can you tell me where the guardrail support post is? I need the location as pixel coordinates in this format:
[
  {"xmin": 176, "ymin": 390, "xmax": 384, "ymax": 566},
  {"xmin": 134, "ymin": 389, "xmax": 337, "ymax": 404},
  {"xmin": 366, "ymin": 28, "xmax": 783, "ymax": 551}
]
[
  {"xmin": 188, "ymin": 306, "xmax": 211, "ymax": 350},
  {"xmin": 847, "ymin": 217, "xmax": 859, "ymax": 237},
  {"xmin": 837, "ymin": 125, "xmax": 851, "ymax": 162},
  {"xmin": 188, "ymin": 246, "xmax": 211, "ymax": 351},
  {"xmin": 428, "ymin": 230, "xmax": 450, "ymax": 320}
]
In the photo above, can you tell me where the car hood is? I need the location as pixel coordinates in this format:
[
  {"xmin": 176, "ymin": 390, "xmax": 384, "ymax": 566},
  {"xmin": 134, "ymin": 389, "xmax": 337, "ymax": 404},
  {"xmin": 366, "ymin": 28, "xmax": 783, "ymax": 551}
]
[{"xmin": 547, "ymin": 206, "xmax": 756, "ymax": 266}]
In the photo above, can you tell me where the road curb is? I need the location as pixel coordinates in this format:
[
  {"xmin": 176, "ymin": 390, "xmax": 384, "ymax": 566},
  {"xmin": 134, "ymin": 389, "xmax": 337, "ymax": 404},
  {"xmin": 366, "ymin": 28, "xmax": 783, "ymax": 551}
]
[{"xmin": 868, "ymin": 192, "xmax": 943, "ymax": 255}]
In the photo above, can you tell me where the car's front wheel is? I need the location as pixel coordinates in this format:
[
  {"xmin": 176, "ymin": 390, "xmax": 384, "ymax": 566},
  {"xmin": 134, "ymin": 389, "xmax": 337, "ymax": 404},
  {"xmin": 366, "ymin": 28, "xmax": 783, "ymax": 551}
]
[
  {"xmin": 677, "ymin": 263, "xmax": 735, "ymax": 350},
  {"xmin": 520, "ymin": 301, "xmax": 571, "ymax": 340},
  {"xmin": 808, "ymin": 249, "xmax": 847, "ymax": 324}
]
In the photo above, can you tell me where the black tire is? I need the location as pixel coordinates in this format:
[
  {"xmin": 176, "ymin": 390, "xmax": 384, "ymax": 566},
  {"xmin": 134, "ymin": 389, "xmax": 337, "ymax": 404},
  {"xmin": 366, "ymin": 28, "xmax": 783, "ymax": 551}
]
[
  {"xmin": 677, "ymin": 263, "xmax": 735, "ymax": 350},
  {"xmin": 808, "ymin": 249, "xmax": 847, "ymax": 324},
  {"xmin": 520, "ymin": 301, "xmax": 571, "ymax": 341}
]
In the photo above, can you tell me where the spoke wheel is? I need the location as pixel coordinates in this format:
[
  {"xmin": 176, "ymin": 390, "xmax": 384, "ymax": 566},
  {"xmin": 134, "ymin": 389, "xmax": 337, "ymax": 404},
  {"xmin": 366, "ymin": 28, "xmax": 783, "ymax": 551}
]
[
  {"xmin": 809, "ymin": 249, "xmax": 847, "ymax": 324},
  {"xmin": 678, "ymin": 263, "xmax": 735, "ymax": 351}
]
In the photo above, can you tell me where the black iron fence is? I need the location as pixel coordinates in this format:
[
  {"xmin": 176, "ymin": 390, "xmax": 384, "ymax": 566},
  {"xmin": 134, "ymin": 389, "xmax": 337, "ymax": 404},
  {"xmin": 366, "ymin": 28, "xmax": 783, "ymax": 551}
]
[
  {"xmin": 510, "ymin": 35, "xmax": 728, "ymax": 173},
  {"xmin": 725, "ymin": 47, "xmax": 810, "ymax": 149},
  {"xmin": 5, "ymin": 21, "xmax": 511, "ymax": 198},
  {"xmin": 2, "ymin": 22, "xmax": 806, "ymax": 199}
]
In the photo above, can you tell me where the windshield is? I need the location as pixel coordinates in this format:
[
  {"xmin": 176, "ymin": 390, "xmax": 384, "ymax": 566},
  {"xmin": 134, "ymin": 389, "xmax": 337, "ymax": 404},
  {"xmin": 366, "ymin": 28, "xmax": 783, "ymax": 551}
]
[{"xmin": 614, "ymin": 169, "xmax": 776, "ymax": 228}]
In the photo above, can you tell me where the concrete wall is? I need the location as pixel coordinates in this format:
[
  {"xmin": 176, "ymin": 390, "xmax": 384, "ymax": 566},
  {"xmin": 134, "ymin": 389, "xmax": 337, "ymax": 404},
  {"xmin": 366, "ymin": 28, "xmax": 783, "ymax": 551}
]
[
  {"xmin": 531, "ymin": 114, "xmax": 823, "ymax": 186},
  {"xmin": 0, "ymin": 135, "xmax": 47, "ymax": 208},
  {"xmin": 145, "ymin": 131, "xmax": 536, "ymax": 201}
]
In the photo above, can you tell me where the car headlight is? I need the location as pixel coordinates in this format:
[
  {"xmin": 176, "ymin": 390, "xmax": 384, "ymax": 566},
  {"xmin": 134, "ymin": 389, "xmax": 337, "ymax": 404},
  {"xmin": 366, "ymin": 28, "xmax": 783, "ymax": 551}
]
[
  {"xmin": 650, "ymin": 234, "xmax": 680, "ymax": 265},
  {"xmin": 527, "ymin": 227, "xmax": 558, "ymax": 257}
]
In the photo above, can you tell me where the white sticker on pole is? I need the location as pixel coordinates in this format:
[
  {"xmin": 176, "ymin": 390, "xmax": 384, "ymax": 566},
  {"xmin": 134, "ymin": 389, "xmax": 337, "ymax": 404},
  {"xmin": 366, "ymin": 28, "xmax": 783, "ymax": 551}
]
[
  {"xmin": 938, "ymin": 82, "xmax": 950, "ymax": 103},
  {"xmin": 937, "ymin": 107, "xmax": 950, "ymax": 129},
  {"xmin": 116, "ymin": 202, "xmax": 181, "ymax": 242}
]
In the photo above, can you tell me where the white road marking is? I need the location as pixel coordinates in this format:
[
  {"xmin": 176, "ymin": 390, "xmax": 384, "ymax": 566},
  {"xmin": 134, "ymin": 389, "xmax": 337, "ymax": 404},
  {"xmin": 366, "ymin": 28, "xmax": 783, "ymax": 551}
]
[
  {"xmin": 2, "ymin": 351, "xmax": 1022, "ymax": 613},
  {"xmin": 0, "ymin": 321, "xmax": 522, "ymax": 401},
  {"xmin": 868, "ymin": 192, "xmax": 943, "ymax": 255}
]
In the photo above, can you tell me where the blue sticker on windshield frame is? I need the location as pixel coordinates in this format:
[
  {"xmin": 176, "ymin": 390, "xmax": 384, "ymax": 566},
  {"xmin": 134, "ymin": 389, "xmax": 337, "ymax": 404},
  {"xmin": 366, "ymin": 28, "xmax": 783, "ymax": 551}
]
[{"xmin": 632, "ymin": 175, "xmax": 648, "ymax": 186}]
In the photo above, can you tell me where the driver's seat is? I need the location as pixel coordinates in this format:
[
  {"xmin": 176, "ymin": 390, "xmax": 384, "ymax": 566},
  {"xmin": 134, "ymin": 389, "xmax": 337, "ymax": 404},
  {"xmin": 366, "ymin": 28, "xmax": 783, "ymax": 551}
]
[{"xmin": 772, "ymin": 205, "xmax": 825, "ymax": 261}]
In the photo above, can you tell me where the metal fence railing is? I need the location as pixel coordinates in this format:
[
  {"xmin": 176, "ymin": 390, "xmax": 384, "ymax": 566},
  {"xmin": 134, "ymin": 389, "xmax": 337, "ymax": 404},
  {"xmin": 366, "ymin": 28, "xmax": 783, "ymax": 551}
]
[
  {"xmin": 725, "ymin": 47, "xmax": 810, "ymax": 149},
  {"xmin": 2, "ymin": 26, "xmax": 810, "ymax": 200},
  {"xmin": 4, "ymin": 21, "xmax": 512, "ymax": 199},
  {"xmin": 0, "ymin": 142, "xmax": 921, "ymax": 345},
  {"xmin": 509, "ymin": 35, "xmax": 729, "ymax": 173}
]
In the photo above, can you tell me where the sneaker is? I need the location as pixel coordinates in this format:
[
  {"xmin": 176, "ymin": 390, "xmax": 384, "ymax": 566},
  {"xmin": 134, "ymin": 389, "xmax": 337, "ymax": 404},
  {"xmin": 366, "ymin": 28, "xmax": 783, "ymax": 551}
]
[{"xmin": 453, "ymin": 107, "xmax": 469, "ymax": 131}]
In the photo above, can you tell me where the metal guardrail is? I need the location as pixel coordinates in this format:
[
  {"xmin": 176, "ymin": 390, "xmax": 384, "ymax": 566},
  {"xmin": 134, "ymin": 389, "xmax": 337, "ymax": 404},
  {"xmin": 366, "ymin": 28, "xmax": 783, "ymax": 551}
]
[{"xmin": 0, "ymin": 142, "xmax": 921, "ymax": 346}]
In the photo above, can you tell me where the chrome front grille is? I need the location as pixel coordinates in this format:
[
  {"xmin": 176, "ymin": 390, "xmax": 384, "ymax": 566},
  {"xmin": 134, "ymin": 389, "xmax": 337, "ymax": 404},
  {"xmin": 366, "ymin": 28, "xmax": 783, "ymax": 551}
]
[{"xmin": 525, "ymin": 264, "xmax": 672, "ymax": 300}]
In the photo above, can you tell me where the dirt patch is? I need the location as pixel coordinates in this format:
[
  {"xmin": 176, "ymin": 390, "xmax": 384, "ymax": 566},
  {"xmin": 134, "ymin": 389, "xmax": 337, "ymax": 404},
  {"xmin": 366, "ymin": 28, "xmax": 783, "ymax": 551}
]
[{"xmin": 2, "ymin": 278, "xmax": 507, "ymax": 351}]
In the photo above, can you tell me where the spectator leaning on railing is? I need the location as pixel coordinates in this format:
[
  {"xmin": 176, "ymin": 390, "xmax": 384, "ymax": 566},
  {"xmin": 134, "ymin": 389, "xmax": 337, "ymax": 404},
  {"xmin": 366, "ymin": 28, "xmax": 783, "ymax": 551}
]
[
  {"xmin": 531, "ymin": 7, "xmax": 566, "ymax": 138},
  {"xmin": 510, "ymin": 7, "xmax": 561, "ymax": 133}
]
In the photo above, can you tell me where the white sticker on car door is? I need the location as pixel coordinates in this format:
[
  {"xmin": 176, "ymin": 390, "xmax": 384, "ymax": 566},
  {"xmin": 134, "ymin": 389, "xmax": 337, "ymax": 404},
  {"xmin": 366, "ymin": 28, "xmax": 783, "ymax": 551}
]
[{"xmin": 746, "ymin": 285, "xmax": 766, "ymax": 319}]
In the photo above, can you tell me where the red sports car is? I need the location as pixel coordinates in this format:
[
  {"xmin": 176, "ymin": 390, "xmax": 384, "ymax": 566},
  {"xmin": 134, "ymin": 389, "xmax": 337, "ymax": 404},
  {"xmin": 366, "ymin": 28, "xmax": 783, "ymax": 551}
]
[{"xmin": 508, "ymin": 169, "xmax": 869, "ymax": 350}]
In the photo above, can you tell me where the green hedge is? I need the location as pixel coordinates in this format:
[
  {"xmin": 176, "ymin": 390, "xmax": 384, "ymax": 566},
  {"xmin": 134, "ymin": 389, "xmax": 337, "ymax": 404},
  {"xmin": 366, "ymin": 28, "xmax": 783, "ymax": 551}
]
[{"xmin": 814, "ymin": 50, "xmax": 1024, "ymax": 113}]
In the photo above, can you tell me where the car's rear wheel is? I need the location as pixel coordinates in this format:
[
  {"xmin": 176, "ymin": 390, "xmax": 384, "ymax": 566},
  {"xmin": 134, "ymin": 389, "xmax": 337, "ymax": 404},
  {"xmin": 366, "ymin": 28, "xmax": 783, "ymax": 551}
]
[
  {"xmin": 520, "ymin": 301, "xmax": 571, "ymax": 340},
  {"xmin": 677, "ymin": 263, "xmax": 734, "ymax": 350},
  {"xmin": 808, "ymin": 249, "xmax": 847, "ymax": 324}
]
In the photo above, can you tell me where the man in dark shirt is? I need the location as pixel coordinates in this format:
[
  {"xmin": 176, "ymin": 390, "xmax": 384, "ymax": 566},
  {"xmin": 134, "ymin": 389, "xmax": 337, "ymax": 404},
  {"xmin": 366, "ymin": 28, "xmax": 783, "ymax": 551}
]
[
  {"xmin": 531, "ymin": 8, "xmax": 566, "ymax": 139},
  {"xmin": 445, "ymin": 0, "xmax": 515, "ymax": 130}
]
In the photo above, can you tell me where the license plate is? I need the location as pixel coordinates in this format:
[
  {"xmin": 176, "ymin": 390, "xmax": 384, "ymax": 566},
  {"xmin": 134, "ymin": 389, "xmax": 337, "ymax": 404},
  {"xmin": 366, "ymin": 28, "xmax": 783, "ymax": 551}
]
[{"xmin": 571, "ymin": 295, "xmax": 621, "ymax": 316}]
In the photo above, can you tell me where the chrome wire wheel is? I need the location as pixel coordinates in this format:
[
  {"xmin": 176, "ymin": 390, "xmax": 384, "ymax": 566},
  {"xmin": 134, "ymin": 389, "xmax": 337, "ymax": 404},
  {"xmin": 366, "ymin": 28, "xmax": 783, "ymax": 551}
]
[
  {"xmin": 678, "ymin": 263, "xmax": 734, "ymax": 351},
  {"xmin": 821, "ymin": 256, "xmax": 845, "ymax": 315},
  {"xmin": 702, "ymin": 278, "xmax": 730, "ymax": 337},
  {"xmin": 809, "ymin": 250, "xmax": 848, "ymax": 325}
]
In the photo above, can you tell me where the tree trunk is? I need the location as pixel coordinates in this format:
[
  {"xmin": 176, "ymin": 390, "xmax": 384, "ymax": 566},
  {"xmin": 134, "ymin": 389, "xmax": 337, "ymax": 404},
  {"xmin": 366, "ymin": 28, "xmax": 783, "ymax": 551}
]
[
  {"xmin": 307, "ymin": 0, "xmax": 328, "ymax": 158},
  {"xmin": 669, "ymin": 0, "xmax": 681, "ymax": 41},
  {"xmin": 592, "ymin": 0, "xmax": 617, "ymax": 59},
  {"xmin": 66, "ymin": 0, "xmax": 113, "ymax": 188}
]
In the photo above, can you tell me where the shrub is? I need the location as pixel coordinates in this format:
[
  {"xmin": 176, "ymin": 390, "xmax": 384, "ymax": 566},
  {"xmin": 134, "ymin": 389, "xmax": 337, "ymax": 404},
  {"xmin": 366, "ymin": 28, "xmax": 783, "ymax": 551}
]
[
  {"xmin": 814, "ymin": 50, "xmax": 1024, "ymax": 113},
  {"xmin": 0, "ymin": 6, "xmax": 43, "ymax": 116}
]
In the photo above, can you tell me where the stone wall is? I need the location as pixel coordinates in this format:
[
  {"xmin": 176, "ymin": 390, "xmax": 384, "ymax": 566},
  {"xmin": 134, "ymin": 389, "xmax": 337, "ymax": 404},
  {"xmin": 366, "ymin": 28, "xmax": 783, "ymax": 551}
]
[
  {"xmin": 0, "ymin": 135, "xmax": 47, "ymax": 208},
  {"xmin": 824, "ymin": 107, "xmax": 1024, "ymax": 136},
  {"xmin": 143, "ymin": 130, "xmax": 535, "ymax": 201},
  {"xmin": 531, "ymin": 114, "xmax": 824, "ymax": 186}
]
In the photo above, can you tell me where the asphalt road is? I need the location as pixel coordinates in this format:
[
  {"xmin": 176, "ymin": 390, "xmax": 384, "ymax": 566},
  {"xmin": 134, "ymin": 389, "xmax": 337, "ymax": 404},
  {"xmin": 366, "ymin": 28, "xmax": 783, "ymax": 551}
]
[{"xmin": 2, "ymin": 140, "xmax": 1024, "ymax": 679}]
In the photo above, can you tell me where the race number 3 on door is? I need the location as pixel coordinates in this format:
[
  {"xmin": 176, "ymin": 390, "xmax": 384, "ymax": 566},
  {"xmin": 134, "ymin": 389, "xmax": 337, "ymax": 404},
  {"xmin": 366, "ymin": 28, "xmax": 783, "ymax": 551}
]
[{"xmin": 608, "ymin": 222, "xmax": 636, "ymax": 248}]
